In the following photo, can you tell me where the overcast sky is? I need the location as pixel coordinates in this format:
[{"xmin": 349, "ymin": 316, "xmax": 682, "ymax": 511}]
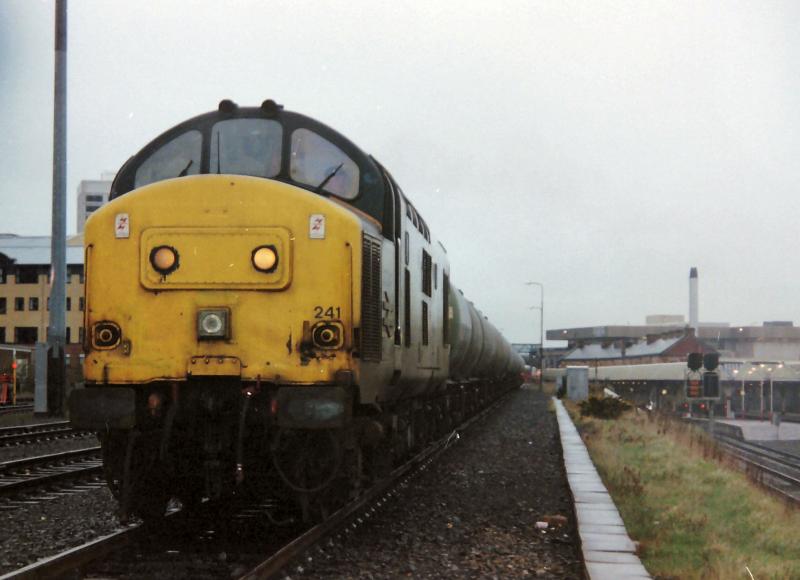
[{"xmin": 1, "ymin": 0, "xmax": 799, "ymax": 344}]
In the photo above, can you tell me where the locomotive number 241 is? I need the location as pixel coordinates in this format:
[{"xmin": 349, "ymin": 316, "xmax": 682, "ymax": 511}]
[{"xmin": 314, "ymin": 306, "xmax": 342, "ymax": 319}]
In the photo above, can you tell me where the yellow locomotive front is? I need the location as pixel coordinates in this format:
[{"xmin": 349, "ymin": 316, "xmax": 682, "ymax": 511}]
[
  {"xmin": 83, "ymin": 175, "xmax": 360, "ymax": 389},
  {"xmin": 69, "ymin": 101, "xmax": 389, "ymax": 519}
]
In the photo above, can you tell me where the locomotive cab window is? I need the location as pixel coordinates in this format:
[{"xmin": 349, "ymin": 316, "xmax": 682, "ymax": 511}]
[
  {"xmin": 134, "ymin": 130, "xmax": 202, "ymax": 188},
  {"xmin": 210, "ymin": 118, "xmax": 282, "ymax": 177},
  {"xmin": 290, "ymin": 129, "xmax": 360, "ymax": 199}
]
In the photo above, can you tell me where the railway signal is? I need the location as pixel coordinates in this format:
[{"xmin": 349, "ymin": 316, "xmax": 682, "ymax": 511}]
[
  {"xmin": 703, "ymin": 353, "xmax": 719, "ymax": 372},
  {"xmin": 687, "ymin": 377, "xmax": 703, "ymax": 398},
  {"xmin": 685, "ymin": 353, "xmax": 721, "ymax": 401},
  {"xmin": 703, "ymin": 371, "xmax": 720, "ymax": 398}
]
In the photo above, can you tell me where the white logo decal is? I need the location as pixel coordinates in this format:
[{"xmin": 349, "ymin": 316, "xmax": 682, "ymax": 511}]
[
  {"xmin": 114, "ymin": 213, "xmax": 130, "ymax": 238},
  {"xmin": 309, "ymin": 214, "xmax": 326, "ymax": 239}
]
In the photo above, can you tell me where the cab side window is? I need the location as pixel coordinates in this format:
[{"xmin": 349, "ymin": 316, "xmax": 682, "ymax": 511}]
[{"xmin": 290, "ymin": 129, "xmax": 360, "ymax": 200}]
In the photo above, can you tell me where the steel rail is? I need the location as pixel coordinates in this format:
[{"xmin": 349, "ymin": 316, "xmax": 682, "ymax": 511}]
[
  {"xmin": 717, "ymin": 435, "xmax": 800, "ymax": 466},
  {"xmin": 0, "ymin": 511, "xmax": 195, "ymax": 580},
  {"xmin": 0, "ymin": 421, "xmax": 71, "ymax": 435},
  {"xmin": 0, "ymin": 452, "xmax": 103, "ymax": 496},
  {"xmin": 0, "ymin": 526, "xmax": 138, "ymax": 580},
  {"xmin": 0, "ymin": 446, "xmax": 102, "ymax": 474},
  {"xmin": 714, "ymin": 438, "xmax": 800, "ymax": 504},
  {"xmin": 0, "ymin": 404, "xmax": 34, "ymax": 416},
  {"xmin": 0, "ymin": 427, "xmax": 83, "ymax": 446}
]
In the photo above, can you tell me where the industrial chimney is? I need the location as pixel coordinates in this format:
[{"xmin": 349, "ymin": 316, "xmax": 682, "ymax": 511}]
[{"xmin": 689, "ymin": 267, "xmax": 699, "ymax": 329}]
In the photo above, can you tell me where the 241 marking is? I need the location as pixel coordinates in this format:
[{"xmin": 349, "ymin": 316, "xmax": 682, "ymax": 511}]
[{"xmin": 314, "ymin": 306, "xmax": 341, "ymax": 319}]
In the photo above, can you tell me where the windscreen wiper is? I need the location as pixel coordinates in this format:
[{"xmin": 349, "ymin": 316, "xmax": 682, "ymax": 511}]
[
  {"xmin": 178, "ymin": 159, "xmax": 193, "ymax": 177},
  {"xmin": 314, "ymin": 163, "xmax": 344, "ymax": 194}
]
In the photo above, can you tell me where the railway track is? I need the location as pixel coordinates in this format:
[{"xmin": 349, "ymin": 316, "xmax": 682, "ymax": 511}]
[
  {"xmin": 0, "ymin": 421, "xmax": 90, "ymax": 446},
  {"xmin": 0, "ymin": 404, "xmax": 34, "ymax": 416},
  {"xmin": 1, "ymin": 391, "xmax": 511, "ymax": 580},
  {"xmin": 0, "ymin": 447, "xmax": 103, "ymax": 498},
  {"xmin": 714, "ymin": 434, "xmax": 800, "ymax": 504}
]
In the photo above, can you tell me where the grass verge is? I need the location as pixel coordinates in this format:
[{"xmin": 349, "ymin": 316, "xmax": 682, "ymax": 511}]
[{"xmin": 569, "ymin": 404, "xmax": 800, "ymax": 579}]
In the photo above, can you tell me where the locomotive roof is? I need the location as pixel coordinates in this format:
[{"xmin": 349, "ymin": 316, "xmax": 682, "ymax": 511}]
[{"xmin": 110, "ymin": 100, "xmax": 387, "ymax": 225}]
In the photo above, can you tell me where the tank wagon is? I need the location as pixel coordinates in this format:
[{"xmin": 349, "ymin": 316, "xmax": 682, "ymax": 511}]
[{"xmin": 69, "ymin": 100, "xmax": 523, "ymax": 519}]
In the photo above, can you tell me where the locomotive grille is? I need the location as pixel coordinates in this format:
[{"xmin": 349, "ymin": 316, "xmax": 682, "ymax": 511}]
[
  {"xmin": 360, "ymin": 234, "xmax": 382, "ymax": 361},
  {"xmin": 422, "ymin": 250, "xmax": 432, "ymax": 296}
]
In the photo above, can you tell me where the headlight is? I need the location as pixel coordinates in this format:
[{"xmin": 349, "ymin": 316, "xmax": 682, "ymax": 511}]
[
  {"xmin": 150, "ymin": 245, "xmax": 179, "ymax": 275},
  {"xmin": 197, "ymin": 308, "xmax": 229, "ymax": 340},
  {"xmin": 251, "ymin": 245, "xmax": 278, "ymax": 273},
  {"xmin": 92, "ymin": 321, "xmax": 122, "ymax": 349}
]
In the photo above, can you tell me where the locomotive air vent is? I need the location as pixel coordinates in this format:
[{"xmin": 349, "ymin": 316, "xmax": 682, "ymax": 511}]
[{"xmin": 360, "ymin": 234, "xmax": 382, "ymax": 361}]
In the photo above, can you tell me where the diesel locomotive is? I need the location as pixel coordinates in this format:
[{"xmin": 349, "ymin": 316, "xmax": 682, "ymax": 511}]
[{"xmin": 69, "ymin": 100, "xmax": 524, "ymax": 520}]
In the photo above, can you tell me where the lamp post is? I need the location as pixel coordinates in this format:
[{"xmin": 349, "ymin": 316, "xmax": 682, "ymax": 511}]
[
  {"xmin": 526, "ymin": 282, "xmax": 544, "ymax": 389},
  {"xmin": 47, "ymin": 0, "xmax": 68, "ymax": 416},
  {"xmin": 767, "ymin": 363, "xmax": 783, "ymax": 421},
  {"xmin": 767, "ymin": 366, "xmax": 774, "ymax": 421}
]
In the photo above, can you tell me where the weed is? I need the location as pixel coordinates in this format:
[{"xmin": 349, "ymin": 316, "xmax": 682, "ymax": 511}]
[
  {"xmin": 578, "ymin": 396, "xmax": 631, "ymax": 419},
  {"xmin": 573, "ymin": 411, "xmax": 800, "ymax": 579}
]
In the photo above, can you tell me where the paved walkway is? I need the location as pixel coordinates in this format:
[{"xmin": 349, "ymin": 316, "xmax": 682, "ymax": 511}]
[
  {"xmin": 718, "ymin": 419, "xmax": 800, "ymax": 441},
  {"xmin": 554, "ymin": 399, "xmax": 651, "ymax": 579}
]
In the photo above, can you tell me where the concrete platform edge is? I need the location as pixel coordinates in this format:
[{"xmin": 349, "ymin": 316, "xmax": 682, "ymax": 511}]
[{"xmin": 553, "ymin": 398, "xmax": 652, "ymax": 580}]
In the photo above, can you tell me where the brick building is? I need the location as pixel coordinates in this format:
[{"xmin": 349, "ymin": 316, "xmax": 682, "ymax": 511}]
[
  {"xmin": 559, "ymin": 328, "xmax": 716, "ymax": 367},
  {"xmin": 0, "ymin": 234, "xmax": 85, "ymax": 348}
]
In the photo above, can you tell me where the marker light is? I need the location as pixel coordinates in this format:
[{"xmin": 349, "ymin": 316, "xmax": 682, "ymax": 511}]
[
  {"xmin": 150, "ymin": 246, "xmax": 179, "ymax": 274},
  {"xmin": 197, "ymin": 308, "xmax": 229, "ymax": 339},
  {"xmin": 252, "ymin": 245, "xmax": 278, "ymax": 273}
]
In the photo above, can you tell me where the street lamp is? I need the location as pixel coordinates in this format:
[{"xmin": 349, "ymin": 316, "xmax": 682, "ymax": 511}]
[{"xmin": 525, "ymin": 282, "xmax": 544, "ymax": 389}]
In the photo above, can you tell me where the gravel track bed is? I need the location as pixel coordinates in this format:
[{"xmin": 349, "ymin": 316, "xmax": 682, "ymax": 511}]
[
  {"xmin": 0, "ymin": 388, "xmax": 583, "ymax": 578},
  {"xmin": 288, "ymin": 386, "xmax": 583, "ymax": 579},
  {"xmin": 0, "ymin": 433, "xmax": 100, "ymax": 463},
  {"xmin": 0, "ymin": 428, "xmax": 113, "ymax": 575},
  {"xmin": 0, "ymin": 486, "xmax": 122, "ymax": 575}
]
